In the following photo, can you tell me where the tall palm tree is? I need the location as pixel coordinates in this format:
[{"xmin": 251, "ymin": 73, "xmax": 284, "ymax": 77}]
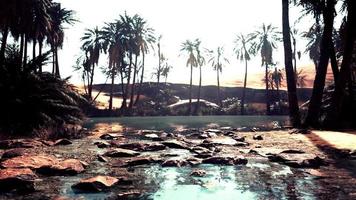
[
  {"xmin": 80, "ymin": 27, "xmax": 105, "ymax": 100},
  {"xmin": 181, "ymin": 39, "xmax": 198, "ymax": 115},
  {"xmin": 250, "ymin": 23, "xmax": 280, "ymax": 115},
  {"xmin": 208, "ymin": 46, "xmax": 229, "ymax": 107},
  {"xmin": 301, "ymin": 0, "xmax": 337, "ymax": 127},
  {"xmin": 296, "ymin": 69, "xmax": 308, "ymax": 88},
  {"xmin": 234, "ymin": 34, "xmax": 253, "ymax": 115},
  {"xmin": 302, "ymin": 23, "xmax": 322, "ymax": 71},
  {"xmin": 194, "ymin": 39, "xmax": 205, "ymax": 115},
  {"xmin": 282, "ymin": 0, "xmax": 301, "ymax": 126},
  {"xmin": 48, "ymin": 3, "xmax": 76, "ymax": 78},
  {"xmin": 134, "ymin": 19, "xmax": 155, "ymax": 106}
]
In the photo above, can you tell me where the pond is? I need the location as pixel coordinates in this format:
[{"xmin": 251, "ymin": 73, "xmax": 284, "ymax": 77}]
[{"xmin": 85, "ymin": 115, "xmax": 290, "ymax": 132}]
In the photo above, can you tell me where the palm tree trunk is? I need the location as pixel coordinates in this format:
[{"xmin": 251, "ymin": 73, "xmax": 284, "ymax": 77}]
[
  {"xmin": 55, "ymin": 47, "xmax": 60, "ymax": 78},
  {"xmin": 88, "ymin": 63, "xmax": 95, "ymax": 100},
  {"xmin": 38, "ymin": 40, "xmax": 43, "ymax": 73},
  {"xmin": 52, "ymin": 45, "xmax": 55, "ymax": 74},
  {"xmin": 32, "ymin": 40, "xmax": 36, "ymax": 61},
  {"xmin": 217, "ymin": 69, "xmax": 222, "ymax": 107},
  {"xmin": 196, "ymin": 65, "xmax": 202, "ymax": 115},
  {"xmin": 19, "ymin": 34, "xmax": 24, "ymax": 68},
  {"xmin": 135, "ymin": 51, "xmax": 145, "ymax": 105},
  {"xmin": 293, "ymin": 38, "xmax": 297, "ymax": 74},
  {"xmin": 109, "ymin": 67, "xmax": 115, "ymax": 111},
  {"xmin": 304, "ymin": 0, "xmax": 335, "ymax": 127},
  {"xmin": 122, "ymin": 53, "xmax": 133, "ymax": 112},
  {"xmin": 23, "ymin": 35, "xmax": 28, "ymax": 67},
  {"xmin": 188, "ymin": 64, "xmax": 193, "ymax": 115},
  {"xmin": 0, "ymin": 27, "xmax": 9, "ymax": 63},
  {"xmin": 265, "ymin": 62, "xmax": 271, "ymax": 115},
  {"xmin": 241, "ymin": 59, "xmax": 248, "ymax": 115},
  {"xmin": 326, "ymin": 0, "xmax": 355, "ymax": 127},
  {"xmin": 129, "ymin": 54, "xmax": 138, "ymax": 109},
  {"xmin": 329, "ymin": 43, "xmax": 339, "ymax": 81}
]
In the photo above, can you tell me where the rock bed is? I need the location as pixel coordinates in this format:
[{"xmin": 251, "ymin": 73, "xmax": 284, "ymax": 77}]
[{"xmin": 0, "ymin": 126, "xmax": 355, "ymax": 199}]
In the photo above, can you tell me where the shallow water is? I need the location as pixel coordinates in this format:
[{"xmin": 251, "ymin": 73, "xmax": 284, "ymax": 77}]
[{"xmin": 85, "ymin": 115, "xmax": 289, "ymax": 132}]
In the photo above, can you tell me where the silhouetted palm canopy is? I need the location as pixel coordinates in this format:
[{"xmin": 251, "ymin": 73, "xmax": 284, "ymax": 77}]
[
  {"xmin": 208, "ymin": 46, "xmax": 229, "ymax": 73},
  {"xmin": 181, "ymin": 40, "xmax": 198, "ymax": 67},
  {"xmin": 250, "ymin": 24, "xmax": 280, "ymax": 66}
]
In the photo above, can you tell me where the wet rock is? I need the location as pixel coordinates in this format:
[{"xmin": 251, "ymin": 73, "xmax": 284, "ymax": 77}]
[
  {"xmin": 1, "ymin": 155, "xmax": 85, "ymax": 175},
  {"xmin": 280, "ymin": 149, "xmax": 305, "ymax": 154},
  {"xmin": 268, "ymin": 153, "xmax": 326, "ymax": 168},
  {"xmin": 253, "ymin": 135, "xmax": 263, "ymax": 140},
  {"xmin": 162, "ymin": 140, "xmax": 189, "ymax": 149},
  {"xmin": 198, "ymin": 134, "xmax": 209, "ymax": 139},
  {"xmin": 0, "ymin": 139, "xmax": 43, "ymax": 149},
  {"xmin": 220, "ymin": 127, "xmax": 233, "ymax": 131},
  {"xmin": 115, "ymin": 142, "xmax": 166, "ymax": 152},
  {"xmin": 104, "ymin": 148, "xmax": 140, "ymax": 158},
  {"xmin": 161, "ymin": 159, "xmax": 189, "ymax": 167},
  {"xmin": 72, "ymin": 176, "xmax": 119, "ymax": 192},
  {"xmin": 224, "ymin": 131, "xmax": 235, "ymax": 137},
  {"xmin": 116, "ymin": 191, "xmax": 143, "ymax": 199},
  {"xmin": 0, "ymin": 168, "xmax": 38, "ymax": 192},
  {"xmin": 233, "ymin": 135, "xmax": 246, "ymax": 142},
  {"xmin": 97, "ymin": 155, "xmax": 108, "ymax": 163},
  {"xmin": 122, "ymin": 157, "xmax": 162, "ymax": 167},
  {"xmin": 1, "ymin": 155, "xmax": 58, "ymax": 169},
  {"xmin": 54, "ymin": 139, "xmax": 72, "ymax": 146},
  {"xmin": 187, "ymin": 157, "xmax": 202, "ymax": 166},
  {"xmin": 191, "ymin": 146, "xmax": 213, "ymax": 158},
  {"xmin": 95, "ymin": 141, "xmax": 111, "ymax": 148},
  {"xmin": 234, "ymin": 142, "xmax": 249, "ymax": 147},
  {"xmin": 206, "ymin": 129, "xmax": 222, "ymax": 134},
  {"xmin": 37, "ymin": 159, "xmax": 85, "ymax": 175},
  {"xmin": 190, "ymin": 169, "xmax": 206, "ymax": 177},
  {"xmin": 100, "ymin": 133, "xmax": 122, "ymax": 140},
  {"xmin": 1, "ymin": 148, "xmax": 27, "ymax": 160},
  {"xmin": 145, "ymin": 134, "xmax": 163, "ymax": 141},
  {"xmin": 202, "ymin": 155, "xmax": 248, "ymax": 165}
]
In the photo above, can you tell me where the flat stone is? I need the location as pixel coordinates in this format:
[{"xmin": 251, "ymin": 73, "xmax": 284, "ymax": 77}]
[
  {"xmin": 54, "ymin": 139, "xmax": 72, "ymax": 146},
  {"xmin": 161, "ymin": 159, "xmax": 189, "ymax": 167},
  {"xmin": 1, "ymin": 155, "xmax": 85, "ymax": 175},
  {"xmin": 104, "ymin": 148, "xmax": 140, "ymax": 157},
  {"xmin": 202, "ymin": 156, "xmax": 248, "ymax": 165},
  {"xmin": 0, "ymin": 168, "xmax": 38, "ymax": 192},
  {"xmin": 98, "ymin": 155, "xmax": 108, "ymax": 162},
  {"xmin": 121, "ymin": 157, "xmax": 162, "ymax": 167},
  {"xmin": 162, "ymin": 140, "xmax": 189, "ymax": 149},
  {"xmin": 117, "ymin": 191, "xmax": 142, "ymax": 199},
  {"xmin": 268, "ymin": 153, "xmax": 326, "ymax": 168},
  {"xmin": 95, "ymin": 141, "xmax": 111, "ymax": 148},
  {"xmin": 37, "ymin": 159, "xmax": 85, "ymax": 175},
  {"xmin": 145, "ymin": 134, "xmax": 163, "ymax": 141},
  {"xmin": 233, "ymin": 136, "xmax": 246, "ymax": 142},
  {"xmin": 100, "ymin": 133, "xmax": 123, "ymax": 140},
  {"xmin": 115, "ymin": 142, "xmax": 166, "ymax": 152},
  {"xmin": 72, "ymin": 176, "xmax": 119, "ymax": 192},
  {"xmin": 205, "ymin": 129, "xmax": 222, "ymax": 134},
  {"xmin": 190, "ymin": 169, "xmax": 206, "ymax": 177}
]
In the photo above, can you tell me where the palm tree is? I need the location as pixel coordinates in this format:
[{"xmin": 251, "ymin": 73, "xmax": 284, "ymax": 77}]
[
  {"xmin": 208, "ymin": 46, "xmax": 229, "ymax": 107},
  {"xmin": 250, "ymin": 23, "xmax": 280, "ymax": 115},
  {"xmin": 194, "ymin": 39, "xmax": 205, "ymax": 115},
  {"xmin": 296, "ymin": 69, "xmax": 308, "ymax": 88},
  {"xmin": 80, "ymin": 27, "xmax": 105, "ymax": 100},
  {"xmin": 234, "ymin": 34, "xmax": 253, "ymax": 115},
  {"xmin": 300, "ymin": 0, "xmax": 337, "ymax": 127},
  {"xmin": 48, "ymin": 3, "xmax": 77, "ymax": 78},
  {"xmin": 161, "ymin": 62, "xmax": 172, "ymax": 85},
  {"xmin": 290, "ymin": 26, "xmax": 301, "ymax": 74},
  {"xmin": 282, "ymin": 0, "xmax": 301, "ymax": 126},
  {"xmin": 181, "ymin": 39, "xmax": 198, "ymax": 115},
  {"xmin": 302, "ymin": 23, "xmax": 322, "ymax": 71}
]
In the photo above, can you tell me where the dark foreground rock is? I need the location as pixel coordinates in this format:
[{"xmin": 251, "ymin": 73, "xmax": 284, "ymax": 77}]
[
  {"xmin": 104, "ymin": 148, "xmax": 140, "ymax": 157},
  {"xmin": 190, "ymin": 169, "xmax": 206, "ymax": 177},
  {"xmin": 162, "ymin": 140, "xmax": 189, "ymax": 149},
  {"xmin": 0, "ymin": 168, "xmax": 38, "ymax": 192},
  {"xmin": 72, "ymin": 176, "xmax": 119, "ymax": 192},
  {"xmin": 202, "ymin": 155, "xmax": 248, "ymax": 165},
  {"xmin": 1, "ymin": 148, "xmax": 28, "ymax": 160},
  {"xmin": 37, "ymin": 159, "xmax": 86, "ymax": 175},
  {"xmin": 114, "ymin": 142, "xmax": 166, "ymax": 152},
  {"xmin": 0, "ymin": 139, "xmax": 43, "ymax": 149},
  {"xmin": 54, "ymin": 139, "xmax": 73, "ymax": 146},
  {"xmin": 268, "ymin": 153, "xmax": 326, "ymax": 168}
]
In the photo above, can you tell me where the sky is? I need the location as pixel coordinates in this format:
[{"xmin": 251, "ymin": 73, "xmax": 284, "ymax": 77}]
[{"xmin": 53, "ymin": 0, "xmax": 321, "ymax": 88}]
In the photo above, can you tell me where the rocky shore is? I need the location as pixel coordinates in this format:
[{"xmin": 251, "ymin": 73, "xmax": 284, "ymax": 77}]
[{"xmin": 0, "ymin": 125, "xmax": 355, "ymax": 199}]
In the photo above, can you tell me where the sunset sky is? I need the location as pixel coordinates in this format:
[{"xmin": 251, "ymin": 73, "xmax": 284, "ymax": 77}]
[{"xmin": 52, "ymin": 0, "xmax": 329, "ymax": 88}]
